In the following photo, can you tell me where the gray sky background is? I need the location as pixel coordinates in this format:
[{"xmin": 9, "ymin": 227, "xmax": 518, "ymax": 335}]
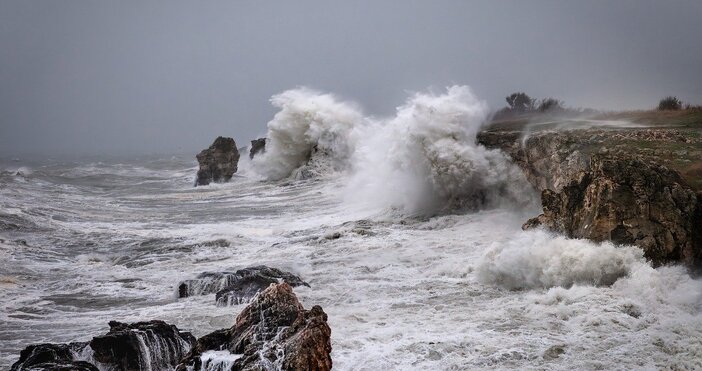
[{"xmin": 1, "ymin": 1, "xmax": 701, "ymax": 156}]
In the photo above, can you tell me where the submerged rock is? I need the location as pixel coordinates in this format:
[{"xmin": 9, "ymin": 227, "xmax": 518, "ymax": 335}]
[
  {"xmin": 195, "ymin": 136, "xmax": 240, "ymax": 186},
  {"xmin": 249, "ymin": 138, "xmax": 267, "ymax": 159},
  {"xmin": 524, "ymin": 155, "xmax": 701, "ymax": 266},
  {"xmin": 10, "ymin": 321, "xmax": 195, "ymax": 371},
  {"xmin": 178, "ymin": 282, "xmax": 332, "ymax": 371},
  {"xmin": 178, "ymin": 265, "xmax": 310, "ymax": 306}
]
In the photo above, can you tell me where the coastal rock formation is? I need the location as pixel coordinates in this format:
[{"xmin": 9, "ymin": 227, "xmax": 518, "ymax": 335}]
[
  {"xmin": 477, "ymin": 130, "xmax": 589, "ymax": 192},
  {"xmin": 178, "ymin": 282, "xmax": 332, "ymax": 371},
  {"xmin": 10, "ymin": 321, "xmax": 195, "ymax": 371},
  {"xmin": 249, "ymin": 138, "xmax": 267, "ymax": 159},
  {"xmin": 10, "ymin": 343, "xmax": 97, "ymax": 371},
  {"xmin": 89, "ymin": 320, "xmax": 196, "ymax": 370},
  {"xmin": 178, "ymin": 265, "xmax": 310, "ymax": 306},
  {"xmin": 195, "ymin": 136, "xmax": 240, "ymax": 186},
  {"xmin": 523, "ymin": 155, "xmax": 700, "ymax": 266}
]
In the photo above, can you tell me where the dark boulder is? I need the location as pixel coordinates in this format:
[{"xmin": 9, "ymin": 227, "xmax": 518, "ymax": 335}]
[
  {"xmin": 89, "ymin": 320, "xmax": 196, "ymax": 371},
  {"xmin": 10, "ymin": 343, "xmax": 95, "ymax": 371},
  {"xmin": 524, "ymin": 155, "xmax": 701, "ymax": 266},
  {"xmin": 177, "ymin": 265, "xmax": 310, "ymax": 306},
  {"xmin": 178, "ymin": 282, "xmax": 332, "ymax": 371},
  {"xmin": 249, "ymin": 138, "xmax": 267, "ymax": 159},
  {"xmin": 195, "ymin": 136, "xmax": 240, "ymax": 186}
]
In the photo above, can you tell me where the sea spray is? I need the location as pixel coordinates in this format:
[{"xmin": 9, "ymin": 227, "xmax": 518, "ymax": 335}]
[
  {"xmin": 252, "ymin": 87, "xmax": 366, "ymax": 180},
  {"xmin": 346, "ymin": 85, "xmax": 535, "ymax": 214},
  {"xmin": 477, "ymin": 229, "xmax": 646, "ymax": 289}
]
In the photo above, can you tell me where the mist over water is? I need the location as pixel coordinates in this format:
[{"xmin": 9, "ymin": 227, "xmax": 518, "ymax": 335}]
[{"xmin": 1, "ymin": 87, "xmax": 701, "ymax": 370}]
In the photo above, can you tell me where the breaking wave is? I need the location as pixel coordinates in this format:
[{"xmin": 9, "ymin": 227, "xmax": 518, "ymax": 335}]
[
  {"xmin": 477, "ymin": 230, "xmax": 646, "ymax": 289},
  {"xmin": 251, "ymin": 87, "xmax": 366, "ymax": 180},
  {"xmin": 346, "ymin": 86, "xmax": 534, "ymax": 214},
  {"xmin": 252, "ymin": 85, "xmax": 535, "ymax": 214}
]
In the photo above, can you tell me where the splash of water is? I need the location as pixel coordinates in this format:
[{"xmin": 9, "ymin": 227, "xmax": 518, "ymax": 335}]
[
  {"xmin": 252, "ymin": 87, "xmax": 366, "ymax": 180},
  {"xmin": 346, "ymin": 85, "xmax": 534, "ymax": 214}
]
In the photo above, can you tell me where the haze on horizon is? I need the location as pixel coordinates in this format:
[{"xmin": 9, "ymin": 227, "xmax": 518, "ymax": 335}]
[{"xmin": 1, "ymin": 0, "xmax": 701, "ymax": 156}]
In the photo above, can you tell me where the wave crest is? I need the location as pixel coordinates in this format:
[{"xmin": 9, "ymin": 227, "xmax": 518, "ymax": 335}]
[
  {"xmin": 252, "ymin": 88, "xmax": 366, "ymax": 180},
  {"xmin": 477, "ymin": 230, "xmax": 646, "ymax": 289}
]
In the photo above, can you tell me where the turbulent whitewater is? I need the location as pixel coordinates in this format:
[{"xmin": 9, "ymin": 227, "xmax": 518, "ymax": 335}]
[{"xmin": 1, "ymin": 86, "xmax": 701, "ymax": 370}]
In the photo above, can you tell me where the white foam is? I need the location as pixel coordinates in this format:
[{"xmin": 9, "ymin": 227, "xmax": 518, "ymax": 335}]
[{"xmin": 477, "ymin": 230, "xmax": 646, "ymax": 289}]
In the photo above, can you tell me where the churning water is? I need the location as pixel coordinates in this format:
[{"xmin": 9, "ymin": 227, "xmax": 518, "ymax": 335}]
[{"xmin": 1, "ymin": 86, "xmax": 701, "ymax": 370}]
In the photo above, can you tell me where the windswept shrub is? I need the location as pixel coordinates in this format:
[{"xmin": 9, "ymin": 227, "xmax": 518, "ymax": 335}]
[
  {"xmin": 537, "ymin": 98, "xmax": 564, "ymax": 112},
  {"xmin": 658, "ymin": 96, "xmax": 682, "ymax": 111},
  {"xmin": 505, "ymin": 92, "xmax": 535, "ymax": 112}
]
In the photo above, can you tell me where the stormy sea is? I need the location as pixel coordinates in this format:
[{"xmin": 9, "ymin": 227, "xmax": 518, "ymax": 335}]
[{"xmin": 1, "ymin": 87, "xmax": 701, "ymax": 370}]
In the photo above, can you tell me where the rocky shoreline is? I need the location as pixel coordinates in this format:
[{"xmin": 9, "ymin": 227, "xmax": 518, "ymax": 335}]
[
  {"xmin": 478, "ymin": 120, "xmax": 702, "ymax": 267},
  {"xmin": 11, "ymin": 279, "xmax": 331, "ymax": 371}
]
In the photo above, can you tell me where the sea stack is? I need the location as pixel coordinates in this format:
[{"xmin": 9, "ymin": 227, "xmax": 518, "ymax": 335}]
[
  {"xmin": 249, "ymin": 137, "xmax": 267, "ymax": 159},
  {"xmin": 195, "ymin": 136, "xmax": 240, "ymax": 186}
]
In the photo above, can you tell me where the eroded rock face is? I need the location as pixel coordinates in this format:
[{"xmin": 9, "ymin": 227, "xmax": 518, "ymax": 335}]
[
  {"xmin": 195, "ymin": 136, "xmax": 240, "ymax": 186},
  {"xmin": 477, "ymin": 130, "xmax": 589, "ymax": 192},
  {"xmin": 177, "ymin": 265, "xmax": 310, "ymax": 306},
  {"xmin": 249, "ymin": 138, "xmax": 267, "ymax": 159},
  {"xmin": 178, "ymin": 282, "xmax": 332, "ymax": 371},
  {"xmin": 524, "ymin": 155, "xmax": 701, "ymax": 266}
]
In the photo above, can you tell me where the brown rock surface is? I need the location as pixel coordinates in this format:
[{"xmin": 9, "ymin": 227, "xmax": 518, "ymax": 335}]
[
  {"xmin": 523, "ymin": 155, "xmax": 701, "ymax": 266},
  {"xmin": 178, "ymin": 282, "xmax": 332, "ymax": 371}
]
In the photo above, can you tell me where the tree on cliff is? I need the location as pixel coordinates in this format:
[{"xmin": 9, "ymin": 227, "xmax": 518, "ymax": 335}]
[
  {"xmin": 658, "ymin": 96, "xmax": 682, "ymax": 111},
  {"xmin": 537, "ymin": 98, "xmax": 564, "ymax": 113},
  {"xmin": 505, "ymin": 92, "xmax": 535, "ymax": 112}
]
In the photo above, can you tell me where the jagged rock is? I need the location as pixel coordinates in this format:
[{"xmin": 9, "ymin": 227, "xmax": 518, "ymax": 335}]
[
  {"xmin": 178, "ymin": 282, "xmax": 332, "ymax": 371},
  {"xmin": 89, "ymin": 320, "xmax": 196, "ymax": 371},
  {"xmin": 177, "ymin": 266, "xmax": 310, "ymax": 306},
  {"xmin": 195, "ymin": 136, "xmax": 240, "ymax": 186},
  {"xmin": 10, "ymin": 320, "xmax": 194, "ymax": 371},
  {"xmin": 249, "ymin": 138, "xmax": 267, "ymax": 159},
  {"xmin": 524, "ymin": 155, "xmax": 701, "ymax": 266},
  {"xmin": 10, "ymin": 343, "xmax": 96, "ymax": 371}
]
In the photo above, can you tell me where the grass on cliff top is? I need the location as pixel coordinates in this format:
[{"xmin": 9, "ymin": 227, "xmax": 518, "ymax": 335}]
[{"xmin": 485, "ymin": 109, "xmax": 702, "ymax": 191}]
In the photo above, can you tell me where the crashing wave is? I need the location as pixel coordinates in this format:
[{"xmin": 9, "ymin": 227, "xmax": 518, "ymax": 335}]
[
  {"xmin": 477, "ymin": 230, "xmax": 646, "ymax": 289},
  {"xmin": 346, "ymin": 85, "xmax": 535, "ymax": 214},
  {"xmin": 252, "ymin": 87, "xmax": 366, "ymax": 180}
]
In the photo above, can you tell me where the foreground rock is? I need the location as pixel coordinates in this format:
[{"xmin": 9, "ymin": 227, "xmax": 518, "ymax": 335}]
[
  {"xmin": 90, "ymin": 320, "xmax": 196, "ymax": 370},
  {"xmin": 11, "ymin": 321, "xmax": 195, "ymax": 371},
  {"xmin": 178, "ymin": 282, "xmax": 332, "ymax": 371},
  {"xmin": 10, "ymin": 343, "xmax": 97, "ymax": 371},
  {"xmin": 178, "ymin": 265, "xmax": 310, "ymax": 306},
  {"xmin": 523, "ymin": 155, "xmax": 700, "ymax": 266},
  {"xmin": 249, "ymin": 138, "xmax": 267, "ymax": 159},
  {"xmin": 195, "ymin": 136, "xmax": 240, "ymax": 186}
]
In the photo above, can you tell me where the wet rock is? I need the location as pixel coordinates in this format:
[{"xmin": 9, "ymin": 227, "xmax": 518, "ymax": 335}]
[
  {"xmin": 195, "ymin": 136, "xmax": 240, "ymax": 186},
  {"xmin": 524, "ymin": 155, "xmax": 701, "ymax": 266},
  {"xmin": 89, "ymin": 320, "xmax": 196, "ymax": 371},
  {"xmin": 10, "ymin": 343, "xmax": 95, "ymax": 371},
  {"xmin": 11, "ymin": 321, "xmax": 194, "ymax": 371},
  {"xmin": 178, "ymin": 282, "xmax": 332, "ymax": 371},
  {"xmin": 249, "ymin": 138, "xmax": 267, "ymax": 159},
  {"xmin": 178, "ymin": 266, "xmax": 309, "ymax": 306}
]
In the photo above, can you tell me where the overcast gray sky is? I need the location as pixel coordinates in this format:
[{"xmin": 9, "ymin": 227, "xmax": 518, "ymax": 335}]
[{"xmin": 1, "ymin": 1, "xmax": 701, "ymax": 156}]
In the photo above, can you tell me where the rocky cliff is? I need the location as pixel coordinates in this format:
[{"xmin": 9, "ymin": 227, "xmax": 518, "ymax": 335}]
[{"xmin": 478, "ymin": 118, "xmax": 702, "ymax": 267}]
